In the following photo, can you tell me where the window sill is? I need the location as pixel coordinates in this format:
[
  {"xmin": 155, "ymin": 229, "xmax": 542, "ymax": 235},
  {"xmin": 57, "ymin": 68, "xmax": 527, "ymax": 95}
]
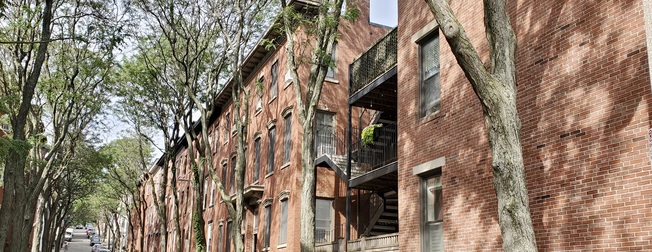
[
  {"xmin": 280, "ymin": 163, "xmax": 290, "ymax": 170},
  {"xmin": 268, "ymin": 96, "xmax": 277, "ymax": 104},
  {"xmin": 255, "ymin": 109, "xmax": 262, "ymax": 117},
  {"xmin": 277, "ymin": 244, "xmax": 287, "ymax": 249},
  {"xmin": 265, "ymin": 172, "xmax": 274, "ymax": 178},
  {"xmin": 324, "ymin": 77, "xmax": 338, "ymax": 83},
  {"xmin": 284, "ymin": 80, "xmax": 292, "ymax": 90},
  {"xmin": 420, "ymin": 111, "xmax": 445, "ymax": 124}
]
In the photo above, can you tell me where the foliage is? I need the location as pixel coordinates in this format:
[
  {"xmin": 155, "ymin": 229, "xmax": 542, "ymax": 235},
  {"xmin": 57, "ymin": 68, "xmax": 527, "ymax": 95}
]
[{"xmin": 361, "ymin": 123, "xmax": 382, "ymax": 146}]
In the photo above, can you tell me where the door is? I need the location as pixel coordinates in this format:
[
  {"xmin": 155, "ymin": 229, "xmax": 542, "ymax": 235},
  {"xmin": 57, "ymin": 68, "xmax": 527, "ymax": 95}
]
[{"xmin": 315, "ymin": 111, "xmax": 335, "ymax": 156}]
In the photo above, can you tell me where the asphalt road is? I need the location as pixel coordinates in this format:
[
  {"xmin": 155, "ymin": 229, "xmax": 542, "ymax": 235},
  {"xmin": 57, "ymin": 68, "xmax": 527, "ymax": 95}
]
[{"xmin": 63, "ymin": 228, "xmax": 96, "ymax": 252}]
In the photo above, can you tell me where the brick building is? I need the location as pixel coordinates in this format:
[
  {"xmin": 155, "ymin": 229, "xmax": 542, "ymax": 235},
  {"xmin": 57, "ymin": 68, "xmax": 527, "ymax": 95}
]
[
  {"xmin": 136, "ymin": 0, "xmax": 652, "ymax": 251},
  {"xmin": 346, "ymin": 0, "xmax": 652, "ymax": 251},
  {"xmin": 133, "ymin": 0, "xmax": 388, "ymax": 251}
]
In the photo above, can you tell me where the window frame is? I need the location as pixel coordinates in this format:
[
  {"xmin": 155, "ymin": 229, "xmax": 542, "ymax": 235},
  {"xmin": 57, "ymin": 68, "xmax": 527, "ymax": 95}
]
[
  {"xmin": 264, "ymin": 204, "xmax": 272, "ymax": 249},
  {"xmin": 256, "ymin": 76, "xmax": 264, "ymax": 111},
  {"xmin": 213, "ymin": 125, "xmax": 219, "ymax": 153},
  {"xmin": 418, "ymin": 30, "xmax": 441, "ymax": 119},
  {"xmin": 420, "ymin": 170, "xmax": 443, "ymax": 252},
  {"xmin": 283, "ymin": 113, "xmax": 292, "ymax": 165},
  {"xmin": 217, "ymin": 222, "xmax": 223, "ymax": 252},
  {"xmin": 267, "ymin": 126, "xmax": 276, "ymax": 175},
  {"xmin": 226, "ymin": 221, "xmax": 232, "ymax": 252},
  {"xmin": 254, "ymin": 136, "xmax": 261, "ymax": 182},
  {"xmin": 230, "ymin": 155, "xmax": 236, "ymax": 195},
  {"xmin": 315, "ymin": 198, "xmax": 334, "ymax": 244},
  {"xmin": 278, "ymin": 199, "xmax": 289, "ymax": 245},
  {"xmin": 270, "ymin": 61, "xmax": 278, "ymax": 100},
  {"xmin": 210, "ymin": 179, "xmax": 216, "ymax": 206},
  {"xmin": 326, "ymin": 43, "xmax": 337, "ymax": 79},
  {"xmin": 225, "ymin": 114, "xmax": 231, "ymax": 142},
  {"xmin": 207, "ymin": 221, "xmax": 213, "ymax": 251}
]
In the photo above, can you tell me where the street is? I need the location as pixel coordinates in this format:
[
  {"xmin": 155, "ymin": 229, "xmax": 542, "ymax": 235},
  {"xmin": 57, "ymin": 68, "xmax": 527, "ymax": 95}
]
[{"xmin": 63, "ymin": 228, "xmax": 93, "ymax": 252}]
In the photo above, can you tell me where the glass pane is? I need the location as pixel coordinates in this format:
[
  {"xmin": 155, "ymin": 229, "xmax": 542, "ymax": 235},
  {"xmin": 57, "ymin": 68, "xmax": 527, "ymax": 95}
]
[
  {"xmin": 279, "ymin": 201, "xmax": 288, "ymax": 244},
  {"xmin": 268, "ymin": 128, "xmax": 275, "ymax": 173},
  {"xmin": 423, "ymin": 73, "xmax": 440, "ymax": 114},
  {"xmin": 422, "ymin": 36, "xmax": 440, "ymax": 79},
  {"xmin": 426, "ymin": 176, "xmax": 442, "ymax": 222},
  {"xmin": 427, "ymin": 222, "xmax": 444, "ymax": 252},
  {"xmin": 264, "ymin": 206, "xmax": 271, "ymax": 247}
]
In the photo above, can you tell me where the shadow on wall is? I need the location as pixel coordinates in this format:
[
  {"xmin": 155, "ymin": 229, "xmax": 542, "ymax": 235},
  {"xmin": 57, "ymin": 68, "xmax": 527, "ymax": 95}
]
[{"xmin": 514, "ymin": 0, "xmax": 651, "ymax": 250}]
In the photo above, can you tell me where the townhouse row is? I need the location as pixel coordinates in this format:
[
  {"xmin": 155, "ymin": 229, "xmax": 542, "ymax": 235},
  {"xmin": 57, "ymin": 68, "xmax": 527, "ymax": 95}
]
[{"xmin": 134, "ymin": 0, "xmax": 652, "ymax": 251}]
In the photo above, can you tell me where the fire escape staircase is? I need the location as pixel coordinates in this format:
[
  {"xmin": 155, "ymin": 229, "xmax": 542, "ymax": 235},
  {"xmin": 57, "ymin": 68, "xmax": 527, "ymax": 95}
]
[{"xmin": 361, "ymin": 190, "xmax": 399, "ymax": 237}]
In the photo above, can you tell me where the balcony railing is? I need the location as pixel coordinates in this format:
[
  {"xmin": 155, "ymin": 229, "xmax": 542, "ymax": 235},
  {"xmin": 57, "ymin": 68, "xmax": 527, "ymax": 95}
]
[
  {"xmin": 314, "ymin": 129, "xmax": 348, "ymax": 158},
  {"xmin": 350, "ymin": 28, "xmax": 398, "ymax": 96},
  {"xmin": 347, "ymin": 233, "xmax": 399, "ymax": 252},
  {"xmin": 350, "ymin": 123, "xmax": 398, "ymax": 172}
]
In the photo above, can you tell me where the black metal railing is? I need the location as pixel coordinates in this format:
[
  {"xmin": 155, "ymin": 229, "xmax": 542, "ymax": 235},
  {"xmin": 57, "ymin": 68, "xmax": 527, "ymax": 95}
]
[
  {"xmin": 350, "ymin": 123, "xmax": 398, "ymax": 172},
  {"xmin": 314, "ymin": 129, "xmax": 348, "ymax": 158},
  {"xmin": 315, "ymin": 224, "xmax": 346, "ymax": 244},
  {"xmin": 350, "ymin": 28, "xmax": 398, "ymax": 96}
]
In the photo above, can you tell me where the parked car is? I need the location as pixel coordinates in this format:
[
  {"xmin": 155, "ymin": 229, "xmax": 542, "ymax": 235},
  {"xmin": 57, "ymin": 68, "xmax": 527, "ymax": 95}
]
[
  {"xmin": 86, "ymin": 228, "xmax": 95, "ymax": 238},
  {"xmin": 64, "ymin": 228, "xmax": 74, "ymax": 242},
  {"xmin": 76, "ymin": 224, "xmax": 84, "ymax": 229},
  {"xmin": 90, "ymin": 243, "xmax": 104, "ymax": 252},
  {"xmin": 90, "ymin": 235, "xmax": 100, "ymax": 246}
]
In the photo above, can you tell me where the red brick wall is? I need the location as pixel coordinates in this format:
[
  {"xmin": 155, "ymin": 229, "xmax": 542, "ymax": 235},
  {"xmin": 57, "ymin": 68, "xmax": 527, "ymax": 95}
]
[
  {"xmin": 130, "ymin": 1, "xmax": 390, "ymax": 251},
  {"xmin": 398, "ymin": 0, "xmax": 652, "ymax": 251}
]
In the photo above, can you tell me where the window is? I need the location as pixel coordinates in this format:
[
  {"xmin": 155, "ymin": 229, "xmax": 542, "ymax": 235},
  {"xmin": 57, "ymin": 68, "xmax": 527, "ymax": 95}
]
[
  {"xmin": 315, "ymin": 199, "xmax": 333, "ymax": 243},
  {"xmin": 422, "ymin": 173, "xmax": 443, "ymax": 252},
  {"xmin": 225, "ymin": 114, "xmax": 231, "ymax": 138},
  {"xmin": 315, "ymin": 111, "xmax": 335, "ymax": 156},
  {"xmin": 267, "ymin": 127, "xmax": 276, "ymax": 174},
  {"xmin": 254, "ymin": 137, "xmax": 261, "ymax": 181},
  {"xmin": 232, "ymin": 115, "xmax": 237, "ymax": 134},
  {"xmin": 264, "ymin": 205, "xmax": 272, "ymax": 248},
  {"xmin": 226, "ymin": 221, "xmax": 232, "ymax": 252},
  {"xmin": 217, "ymin": 223, "xmax": 223, "ymax": 252},
  {"xmin": 218, "ymin": 125, "xmax": 220, "ymax": 153},
  {"xmin": 253, "ymin": 209, "xmax": 259, "ymax": 234},
  {"xmin": 283, "ymin": 114, "xmax": 292, "ymax": 165},
  {"xmin": 253, "ymin": 209, "xmax": 259, "ymax": 251},
  {"xmin": 207, "ymin": 221, "xmax": 213, "ymax": 251},
  {"xmin": 419, "ymin": 32, "xmax": 441, "ymax": 118},
  {"xmin": 203, "ymin": 178, "xmax": 208, "ymax": 209},
  {"xmin": 270, "ymin": 61, "xmax": 278, "ymax": 99},
  {"xmin": 256, "ymin": 77, "xmax": 264, "ymax": 111},
  {"xmin": 230, "ymin": 156, "xmax": 236, "ymax": 195},
  {"xmin": 326, "ymin": 44, "xmax": 337, "ymax": 78},
  {"xmin": 279, "ymin": 199, "xmax": 289, "ymax": 244},
  {"xmin": 210, "ymin": 180, "xmax": 216, "ymax": 206},
  {"xmin": 221, "ymin": 162, "xmax": 228, "ymax": 194}
]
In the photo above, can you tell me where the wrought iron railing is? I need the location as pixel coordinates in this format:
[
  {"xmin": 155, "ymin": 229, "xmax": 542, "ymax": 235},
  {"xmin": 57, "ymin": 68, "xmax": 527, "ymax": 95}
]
[
  {"xmin": 350, "ymin": 28, "xmax": 398, "ymax": 96},
  {"xmin": 315, "ymin": 224, "xmax": 346, "ymax": 244},
  {"xmin": 350, "ymin": 123, "xmax": 398, "ymax": 172},
  {"xmin": 314, "ymin": 129, "xmax": 348, "ymax": 158}
]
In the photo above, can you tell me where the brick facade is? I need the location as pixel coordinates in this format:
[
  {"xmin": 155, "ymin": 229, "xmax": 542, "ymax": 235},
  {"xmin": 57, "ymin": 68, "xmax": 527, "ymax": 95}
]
[
  {"xmin": 397, "ymin": 0, "xmax": 652, "ymax": 251},
  {"xmin": 134, "ymin": 1, "xmax": 388, "ymax": 251}
]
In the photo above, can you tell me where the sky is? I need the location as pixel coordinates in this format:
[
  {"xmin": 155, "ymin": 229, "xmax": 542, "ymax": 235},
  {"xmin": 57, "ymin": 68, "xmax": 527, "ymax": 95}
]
[{"xmin": 369, "ymin": 0, "xmax": 398, "ymax": 27}]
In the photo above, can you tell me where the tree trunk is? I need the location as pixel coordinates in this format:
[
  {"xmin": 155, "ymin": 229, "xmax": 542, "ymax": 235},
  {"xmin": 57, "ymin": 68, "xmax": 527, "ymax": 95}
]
[
  {"xmin": 299, "ymin": 128, "xmax": 316, "ymax": 251},
  {"xmin": 0, "ymin": 1, "xmax": 54, "ymax": 251},
  {"xmin": 424, "ymin": 0, "xmax": 537, "ymax": 251}
]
